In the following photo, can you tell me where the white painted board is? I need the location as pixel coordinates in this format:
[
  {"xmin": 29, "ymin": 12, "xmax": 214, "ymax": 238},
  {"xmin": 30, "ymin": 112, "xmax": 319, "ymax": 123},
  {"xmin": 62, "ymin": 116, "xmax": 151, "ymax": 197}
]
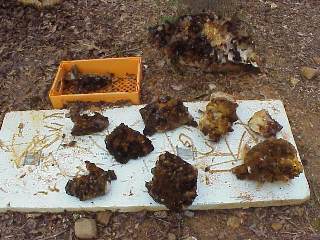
[{"xmin": 0, "ymin": 101, "xmax": 310, "ymax": 212}]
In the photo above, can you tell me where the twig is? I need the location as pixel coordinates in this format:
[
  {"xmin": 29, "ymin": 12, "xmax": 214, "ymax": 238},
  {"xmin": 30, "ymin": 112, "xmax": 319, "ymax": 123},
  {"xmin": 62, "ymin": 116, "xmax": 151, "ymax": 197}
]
[
  {"xmin": 198, "ymin": 141, "xmax": 215, "ymax": 156},
  {"xmin": 179, "ymin": 133, "xmax": 193, "ymax": 148},
  {"xmin": 194, "ymin": 93, "xmax": 209, "ymax": 100},
  {"xmin": 0, "ymin": 140, "xmax": 11, "ymax": 151},
  {"xmin": 150, "ymin": 216, "xmax": 170, "ymax": 224},
  {"xmin": 208, "ymin": 169, "xmax": 231, "ymax": 173},
  {"xmin": 237, "ymin": 131, "xmax": 246, "ymax": 159},
  {"xmin": 43, "ymin": 112, "xmax": 64, "ymax": 120},
  {"xmin": 33, "ymin": 191, "xmax": 48, "ymax": 195},
  {"xmin": 35, "ymin": 230, "xmax": 67, "ymax": 240},
  {"xmin": 165, "ymin": 133, "xmax": 176, "ymax": 154},
  {"xmin": 207, "ymin": 159, "xmax": 240, "ymax": 168},
  {"xmin": 178, "ymin": 133, "xmax": 216, "ymax": 157},
  {"xmin": 224, "ymin": 137, "xmax": 238, "ymax": 162},
  {"xmin": 143, "ymin": 159, "xmax": 149, "ymax": 172},
  {"xmin": 236, "ymin": 119, "xmax": 259, "ymax": 144},
  {"xmin": 45, "ymin": 125, "xmax": 63, "ymax": 131},
  {"xmin": 50, "ymin": 122, "xmax": 64, "ymax": 127},
  {"xmin": 286, "ymin": 219, "xmax": 301, "ymax": 230},
  {"xmin": 195, "ymin": 151, "xmax": 232, "ymax": 160}
]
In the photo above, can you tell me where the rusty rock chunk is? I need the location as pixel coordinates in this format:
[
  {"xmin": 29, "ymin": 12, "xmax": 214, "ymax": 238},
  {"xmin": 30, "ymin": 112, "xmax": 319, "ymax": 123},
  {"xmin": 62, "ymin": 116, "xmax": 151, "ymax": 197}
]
[
  {"xmin": 105, "ymin": 123, "xmax": 154, "ymax": 164},
  {"xmin": 199, "ymin": 93, "xmax": 238, "ymax": 142},
  {"xmin": 65, "ymin": 161, "xmax": 116, "ymax": 201},
  {"xmin": 70, "ymin": 108, "xmax": 109, "ymax": 136},
  {"xmin": 139, "ymin": 96, "xmax": 197, "ymax": 136},
  {"xmin": 248, "ymin": 110, "xmax": 283, "ymax": 138},
  {"xmin": 146, "ymin": 152, "xmax": 198, "ymax": 211},
  {"xmin": 96, "ymin": 211, "xmax": 112, "ymax": 226},
  {"xmin": 232, "ymin": 139, "xmax": 303, "ymax": 182}
]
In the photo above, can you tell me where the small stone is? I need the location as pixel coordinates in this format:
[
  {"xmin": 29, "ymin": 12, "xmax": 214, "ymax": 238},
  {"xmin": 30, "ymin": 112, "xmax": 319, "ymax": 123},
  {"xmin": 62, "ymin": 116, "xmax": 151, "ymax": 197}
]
[
  {"xmin": 26, "ymin": 213, "xmax": 42, "ymax": 218},
  {"xmin": 301, "ymin": 67, "xmax": 319, "ymax": 80},
  {"xmin": 208, "ymin": 83, "xmax": 216, "ymax": 91},
  {"xmin": 289, "ymin": 77, "xmax": 300, "ymax": 87},
  {"xmin": 96, "ymin": 211, "xmax": 112, "ymax": 226},
  {"xmin": 75, "ymin": 218, "xmax": 97, "ymax": 239},
  {"xmin": 171, "ymin": 84, "xmax": 183, "ymax": 91},
  {"xmin": 184, "ymin": 210, "xmax": 195, "ymax": 218},
  {"xmin": 271, "ymin": 222, "xmax": 283, "ymax": 231},
  {"xmin": 184, "ymin": 237, "xmax": 197, "ymax": 240},
  {"xmin": 227, "ymin": 216, "xmax": 241, "ymax": 229},
  {"xmin": 313, "ymin": 57, "xmax": 320, "ymax": 65},
  {"xmin": 270, "ymin": 2, "xmax": 278, "ymax": 9},
  {"xmin": 153, "ymin": 211, "xmax": 168, "ymax": 219},
  {"xmin": 168, "ymin": 233, "xmax": 177, "ymax": 240}
]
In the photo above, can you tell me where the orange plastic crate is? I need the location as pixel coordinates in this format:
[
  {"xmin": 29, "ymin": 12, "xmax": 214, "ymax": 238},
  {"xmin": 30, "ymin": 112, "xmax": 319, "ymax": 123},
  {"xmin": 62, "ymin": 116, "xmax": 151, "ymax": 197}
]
[{"xmin": 49, "ymin": 57, "xmax": 142, "ymax": 109}]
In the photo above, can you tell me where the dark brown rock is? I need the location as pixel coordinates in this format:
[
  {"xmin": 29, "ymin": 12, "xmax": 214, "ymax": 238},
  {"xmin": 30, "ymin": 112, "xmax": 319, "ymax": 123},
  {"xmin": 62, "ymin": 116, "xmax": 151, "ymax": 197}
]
[
  {"xmin": 232, "ymin": 139, "xmax": 303, "ymax": 182},
  {"xmin": 146, "ymin": 152, "xmax": 198, "ymax": 211},
  {"xmin": 105, "ymin": 123, "xmax": 154, "ymax": 164},
  {"xmin": 70, "ymin": 107, "xmax": 109, "ymax": 136},
  {"xmin": 65, "ymin": 161, "xmax": 116, "ymax": 201},
  {"xmin": 139, "ymin": 96, "xmax": 197, "ymax": 136}
]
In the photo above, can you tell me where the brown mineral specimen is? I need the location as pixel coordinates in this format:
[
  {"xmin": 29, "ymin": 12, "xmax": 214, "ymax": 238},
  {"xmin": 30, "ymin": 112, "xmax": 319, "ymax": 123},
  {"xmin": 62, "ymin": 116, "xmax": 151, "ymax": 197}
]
[
  {"xmin": 63, "ymin": 65, "xmax": 113, "ymax": 94},
  {"xmin": 65, "ymin": 161, "xmax": 117, "ymax": 201},
  {"xmin": 70, "ymin": 107, "xmax": 109, "ymax": 136},
  {"xmin": 146, "ymin": 152, "xmax": 198, "ymax": 211},
  {"xmin": 232, "ymin": 139, "xmax": 303, "ymax": 182},
  {"xmin": 105, "ymin": 123, "xmax": 154, "ymax": 164},
  {"xmin": 199, "ymin": 93, "xmax": 238, "ymax": 142},
  {"xmin": 248, "ymin": 110, "xmax": 283, "ymax": 138},
  {"xmin": 139, "ymin": 96, "xmax": 197, "ymax": 136},
  {"xmin": 149, "ymin": 14, "xmax": 258, "ymax": 73}
]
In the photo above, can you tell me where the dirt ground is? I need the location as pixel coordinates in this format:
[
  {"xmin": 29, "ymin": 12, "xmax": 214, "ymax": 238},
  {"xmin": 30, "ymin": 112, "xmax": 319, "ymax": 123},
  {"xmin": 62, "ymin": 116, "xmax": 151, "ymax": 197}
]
[{"xmin": 0, "ymin": 0, "xmax": 320, "ymax": 239}]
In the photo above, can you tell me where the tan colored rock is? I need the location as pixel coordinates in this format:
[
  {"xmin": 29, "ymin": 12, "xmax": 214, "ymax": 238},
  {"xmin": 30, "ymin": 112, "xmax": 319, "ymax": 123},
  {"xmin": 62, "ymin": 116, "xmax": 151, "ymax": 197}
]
[
  {"xmin": 96, "ymin": 211, "xmax": 112, "ymax": 226},
  {"xmin": 75, "ymin": 218, "xmax": 97, "ymax": 239},
  {"xmin": 301, "ymin": 67, "xmax": 319, "ymax": 80},
  {"xmin": 271, "ymin": 222, "xmax": 283, "ymax": 231}
]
